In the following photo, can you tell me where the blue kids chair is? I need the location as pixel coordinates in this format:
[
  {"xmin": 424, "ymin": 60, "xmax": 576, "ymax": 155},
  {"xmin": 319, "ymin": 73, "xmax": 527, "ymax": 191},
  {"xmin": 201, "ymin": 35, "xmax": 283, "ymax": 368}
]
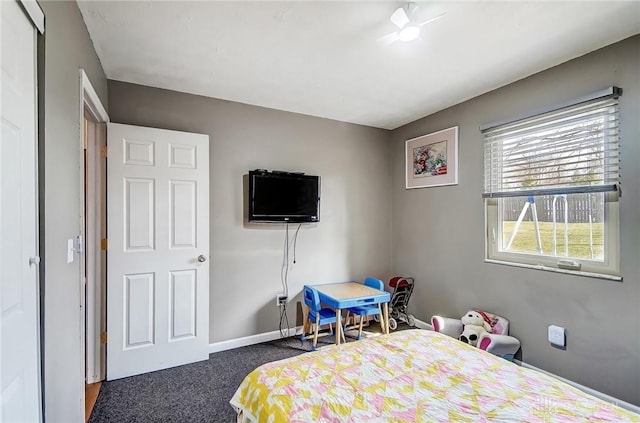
[
  {"xmin": 345, "ymin": 277, "xmax": 385, "ymax": 340},
  {"xmin": 301, "ymin": 286, "xmax": 344, "ymax": 350}
]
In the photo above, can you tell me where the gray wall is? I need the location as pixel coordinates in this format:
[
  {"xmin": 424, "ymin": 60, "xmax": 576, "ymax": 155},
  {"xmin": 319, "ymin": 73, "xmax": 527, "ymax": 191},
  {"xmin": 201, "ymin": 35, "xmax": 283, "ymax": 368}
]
[
  {"xmin": 38, "ymin": 4, "xmax": 636, "ymax": 416},
  {"xmin": 107, "ymin": 81, "xmax": 392, "ymax": 343},
  {"xmin": 39, "ymin": 1, "xmax": 108, "ymax": 421},
  {"xmin": 390, "ymin": 35, "xmax": 640, "ymax": 405}
]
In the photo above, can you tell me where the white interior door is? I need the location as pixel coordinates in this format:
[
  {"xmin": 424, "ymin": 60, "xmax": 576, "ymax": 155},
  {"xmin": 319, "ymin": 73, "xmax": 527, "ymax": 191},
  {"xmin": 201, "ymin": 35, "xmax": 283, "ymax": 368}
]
[
  {"xmin": 106, "ymin": 123, "xmax": 210, "ymax": 380},
  {"xmin": 0, "ymin": 0, "xmax": 42, "ymax": 421}
]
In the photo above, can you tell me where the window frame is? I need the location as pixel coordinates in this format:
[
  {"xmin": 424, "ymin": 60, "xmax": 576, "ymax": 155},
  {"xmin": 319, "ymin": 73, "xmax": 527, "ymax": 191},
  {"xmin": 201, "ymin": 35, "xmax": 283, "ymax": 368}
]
[
  {"xmin": 484, "ymin": 194, "xmax": 620, "ymax": 280},
  {"xmin": 482, "ymin": 88, "xmax": 622, "ymax": 281}
]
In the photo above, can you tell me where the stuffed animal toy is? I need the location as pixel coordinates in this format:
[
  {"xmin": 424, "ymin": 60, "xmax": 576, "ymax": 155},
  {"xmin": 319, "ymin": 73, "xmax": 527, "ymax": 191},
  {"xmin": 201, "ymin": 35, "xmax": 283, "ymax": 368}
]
[{"xmin": 459, "ymin": 310, "xmax": 493, "ymax": 347}]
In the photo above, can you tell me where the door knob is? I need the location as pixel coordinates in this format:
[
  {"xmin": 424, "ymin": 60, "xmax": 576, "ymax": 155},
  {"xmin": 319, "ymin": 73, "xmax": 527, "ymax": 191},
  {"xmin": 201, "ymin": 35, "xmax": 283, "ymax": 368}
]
[
  {"xmin": 197, "ymin": 255, "xmax": 207, "ymax": 263},
  {"xmin": 29, "ymin": 256, "xmax": 41, "ymax": 266}
]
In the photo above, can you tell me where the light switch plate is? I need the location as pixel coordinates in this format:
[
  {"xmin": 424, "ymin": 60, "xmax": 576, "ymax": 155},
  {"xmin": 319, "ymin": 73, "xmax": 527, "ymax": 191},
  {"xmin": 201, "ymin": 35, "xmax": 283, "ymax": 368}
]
[{"xmin": 548, "ymin": 325, "xmax": 565, "ymax": 347}]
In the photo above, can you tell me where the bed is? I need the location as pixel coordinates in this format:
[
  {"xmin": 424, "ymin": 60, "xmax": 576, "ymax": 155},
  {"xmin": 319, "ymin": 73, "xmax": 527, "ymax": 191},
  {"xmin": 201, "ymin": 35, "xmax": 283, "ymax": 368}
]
[{"xmin": 230, "ymin": 329, "xmax": 638, "ymax": 422}]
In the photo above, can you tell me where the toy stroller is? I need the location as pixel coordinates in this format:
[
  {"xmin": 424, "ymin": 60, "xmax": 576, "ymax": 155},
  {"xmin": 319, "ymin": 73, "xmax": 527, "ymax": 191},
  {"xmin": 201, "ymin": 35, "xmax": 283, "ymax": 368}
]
[{"xmin": 385, "ymin": 276, "xmax": 416, "ymax": 330}]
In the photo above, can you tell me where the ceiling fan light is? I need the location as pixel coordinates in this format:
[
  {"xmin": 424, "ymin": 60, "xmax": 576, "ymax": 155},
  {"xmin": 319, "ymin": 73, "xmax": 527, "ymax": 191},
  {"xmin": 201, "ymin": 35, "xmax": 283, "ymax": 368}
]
[{"xmin": 398, "ymin": 25, "xmax": 420, "ymax": 42}]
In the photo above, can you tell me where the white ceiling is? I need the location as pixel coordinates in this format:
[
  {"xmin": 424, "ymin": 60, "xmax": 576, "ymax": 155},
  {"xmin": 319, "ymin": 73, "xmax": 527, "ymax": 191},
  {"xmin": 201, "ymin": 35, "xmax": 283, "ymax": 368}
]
[{"xmin": 77, "ymin": 1, "xmax": 640, "ymax": 130}]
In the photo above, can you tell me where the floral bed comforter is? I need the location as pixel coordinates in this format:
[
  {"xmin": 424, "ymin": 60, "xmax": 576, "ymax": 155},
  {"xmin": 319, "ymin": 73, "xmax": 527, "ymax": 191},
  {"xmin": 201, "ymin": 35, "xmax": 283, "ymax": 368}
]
[{"xmin": 230, "ymin": 329, "xmax": 638, "ymax": 422}]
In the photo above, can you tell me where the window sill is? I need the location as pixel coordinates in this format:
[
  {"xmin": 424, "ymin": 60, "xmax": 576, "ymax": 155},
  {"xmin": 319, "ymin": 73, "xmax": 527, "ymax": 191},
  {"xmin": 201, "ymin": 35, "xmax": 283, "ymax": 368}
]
[{"xmin": 484, "ymin": 259, "xmax": 622, "ymax": 282}]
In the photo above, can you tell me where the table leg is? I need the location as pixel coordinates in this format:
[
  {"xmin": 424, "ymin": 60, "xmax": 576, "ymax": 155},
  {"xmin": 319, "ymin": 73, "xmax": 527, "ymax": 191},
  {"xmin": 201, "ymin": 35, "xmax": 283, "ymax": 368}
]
[
  {"xmin": 302, "ymin": 305, "xmax": 309, "ymax": 338},
  {"xmin": 382, "ymin": 303, "xmax": 390, "ymax": 335},
  {"xmin": 336, "ymin": 308, "xmax": 342, "ymax": 345}
]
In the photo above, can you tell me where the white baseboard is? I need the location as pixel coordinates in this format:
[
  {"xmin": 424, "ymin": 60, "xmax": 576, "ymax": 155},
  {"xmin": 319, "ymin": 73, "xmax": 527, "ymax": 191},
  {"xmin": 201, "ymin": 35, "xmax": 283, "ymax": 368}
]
[
  {"xmin": 412, "ymin": 318, "xmax": 433, "ymax": 330},
  {"xmin": 514, "ymin": 360, "xmax": 640, "ymax": 414},
  {"xmin": 209, "ymin": 326, "xmax": 301, "ymax": 354},
  {"xmin": 210, "ymin": 319, "xmax": 433, "ymax": 353}
]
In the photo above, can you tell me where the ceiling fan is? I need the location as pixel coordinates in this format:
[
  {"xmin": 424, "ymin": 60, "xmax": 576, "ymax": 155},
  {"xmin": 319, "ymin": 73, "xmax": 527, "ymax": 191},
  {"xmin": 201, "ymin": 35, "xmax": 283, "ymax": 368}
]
[{"xmin": 379, "ymin": 3, "xmax": 445, "ymax": 45}]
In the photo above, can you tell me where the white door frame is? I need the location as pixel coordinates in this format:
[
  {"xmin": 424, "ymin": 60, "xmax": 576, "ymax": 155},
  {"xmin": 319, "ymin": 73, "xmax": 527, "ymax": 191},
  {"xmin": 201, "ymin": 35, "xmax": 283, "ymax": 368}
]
[
  {"xmin": 78, "ymin": 69, "xmax": 109, "ymax": 386},
  {"xmin": 18, "ymin": 0, "xmax": 44, "ymax": 33}
]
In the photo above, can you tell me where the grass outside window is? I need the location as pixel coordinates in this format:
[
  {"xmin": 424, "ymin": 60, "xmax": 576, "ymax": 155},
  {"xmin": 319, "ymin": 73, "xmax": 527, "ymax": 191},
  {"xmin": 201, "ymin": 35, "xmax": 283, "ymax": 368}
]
[{"xmin": 502, "ymin": 221, "xmax": 604, "ymax": 261}]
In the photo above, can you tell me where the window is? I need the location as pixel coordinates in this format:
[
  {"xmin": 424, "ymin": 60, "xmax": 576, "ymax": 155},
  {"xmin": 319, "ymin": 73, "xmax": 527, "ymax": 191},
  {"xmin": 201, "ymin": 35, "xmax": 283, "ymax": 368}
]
[{"xmin": 482, "ymin": 88, "xmax": 621, "ymax": 279}]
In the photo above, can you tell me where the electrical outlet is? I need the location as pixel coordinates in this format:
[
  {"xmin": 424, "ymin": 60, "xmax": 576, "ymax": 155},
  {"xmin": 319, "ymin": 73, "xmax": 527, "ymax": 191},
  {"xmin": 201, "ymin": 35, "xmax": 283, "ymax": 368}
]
[
  {"xmin": 548, "ymin": 325, "xmax": 566, "ymax": 347},
  {"xmin": 276, "ymin": 294, "xmax": 287, "ymax": 306}
]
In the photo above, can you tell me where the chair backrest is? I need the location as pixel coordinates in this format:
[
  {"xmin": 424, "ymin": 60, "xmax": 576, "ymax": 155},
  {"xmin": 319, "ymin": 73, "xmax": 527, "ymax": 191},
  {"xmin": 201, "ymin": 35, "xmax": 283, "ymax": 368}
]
[
  {"xmin": 476, "ymin": 310, "xmax": 510, "ymax": 335},
  {"xmin": 490, "ymin": 313, "xmax": 510, "ymax": 335},
  {"xmin": 364, "ymin": 277, "xmax": 384, "ymax": 291},
  {"xmin": 303, "ymin": 286, "xmax": 320, "ymax": 311}
]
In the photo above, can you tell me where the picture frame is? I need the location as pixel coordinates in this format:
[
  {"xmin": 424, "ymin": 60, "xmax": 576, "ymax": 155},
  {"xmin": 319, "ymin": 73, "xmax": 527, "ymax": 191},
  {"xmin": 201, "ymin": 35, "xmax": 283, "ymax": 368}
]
[{"xmin": 405, "ymin": 126, "xmax": 459, "ymax": 189}]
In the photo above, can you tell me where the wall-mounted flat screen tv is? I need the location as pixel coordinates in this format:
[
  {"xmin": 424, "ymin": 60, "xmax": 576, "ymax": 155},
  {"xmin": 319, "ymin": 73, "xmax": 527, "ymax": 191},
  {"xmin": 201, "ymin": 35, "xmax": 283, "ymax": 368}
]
[{"xmin": 248, "ymin": 170, "xmax": 320, "ymax": 223}]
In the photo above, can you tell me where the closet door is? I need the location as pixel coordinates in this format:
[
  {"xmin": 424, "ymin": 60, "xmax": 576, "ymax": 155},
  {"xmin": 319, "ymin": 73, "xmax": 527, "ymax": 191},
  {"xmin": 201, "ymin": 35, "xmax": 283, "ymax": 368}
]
[{"xmin": 0, "ymin": 1, "xmax": 42, "ymax": 421}]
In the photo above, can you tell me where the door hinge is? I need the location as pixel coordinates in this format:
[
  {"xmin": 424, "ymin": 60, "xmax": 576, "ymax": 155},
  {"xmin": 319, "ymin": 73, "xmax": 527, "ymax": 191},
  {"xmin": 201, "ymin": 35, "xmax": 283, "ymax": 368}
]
[
  {"xmin": 100, "ymin": 145, "xmax": 108, "ymax": 158},
  {"xmin": 100, "ymin": 331, "xmax": 108, "ymax": 344},
  {"xmin": 101, "ymin": 238, "xmax": 108, "ymax": 250}
]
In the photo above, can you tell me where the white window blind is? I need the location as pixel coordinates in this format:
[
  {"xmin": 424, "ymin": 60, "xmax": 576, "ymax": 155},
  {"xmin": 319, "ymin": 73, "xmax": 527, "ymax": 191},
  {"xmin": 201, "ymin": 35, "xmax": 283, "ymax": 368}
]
[{"xmin": 482, "ymin": 88, "xmax": 621, "ymax": 198}]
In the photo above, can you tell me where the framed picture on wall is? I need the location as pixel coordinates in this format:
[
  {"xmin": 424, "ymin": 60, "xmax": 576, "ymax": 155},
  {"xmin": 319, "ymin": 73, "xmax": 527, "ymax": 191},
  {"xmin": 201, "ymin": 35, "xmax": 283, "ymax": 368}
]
[{"xmin": 405, "ymin": 126, "xmax": 459, "ymax": 189}]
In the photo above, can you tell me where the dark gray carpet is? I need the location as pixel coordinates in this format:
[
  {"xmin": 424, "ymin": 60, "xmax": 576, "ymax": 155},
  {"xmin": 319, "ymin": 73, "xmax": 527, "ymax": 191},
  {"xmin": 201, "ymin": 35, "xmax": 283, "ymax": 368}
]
[{"xmin": 89, "ymin": 323, "xmax": 411, "ymax": 423}]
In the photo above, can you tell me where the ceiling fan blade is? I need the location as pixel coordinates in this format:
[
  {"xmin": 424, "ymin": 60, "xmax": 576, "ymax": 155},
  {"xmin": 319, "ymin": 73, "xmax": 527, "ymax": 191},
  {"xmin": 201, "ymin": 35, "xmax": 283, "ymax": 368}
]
[
  {"xmin": 417, "ymin": 12, "xmax": 446, "ymax": 27},
  {"xmin": 377, "ymin": 31, "xmax": 400, "ymax": 46},
  {"xmin": 390, "ymin": 7, "xmax": 410, "ymax": 29}
]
